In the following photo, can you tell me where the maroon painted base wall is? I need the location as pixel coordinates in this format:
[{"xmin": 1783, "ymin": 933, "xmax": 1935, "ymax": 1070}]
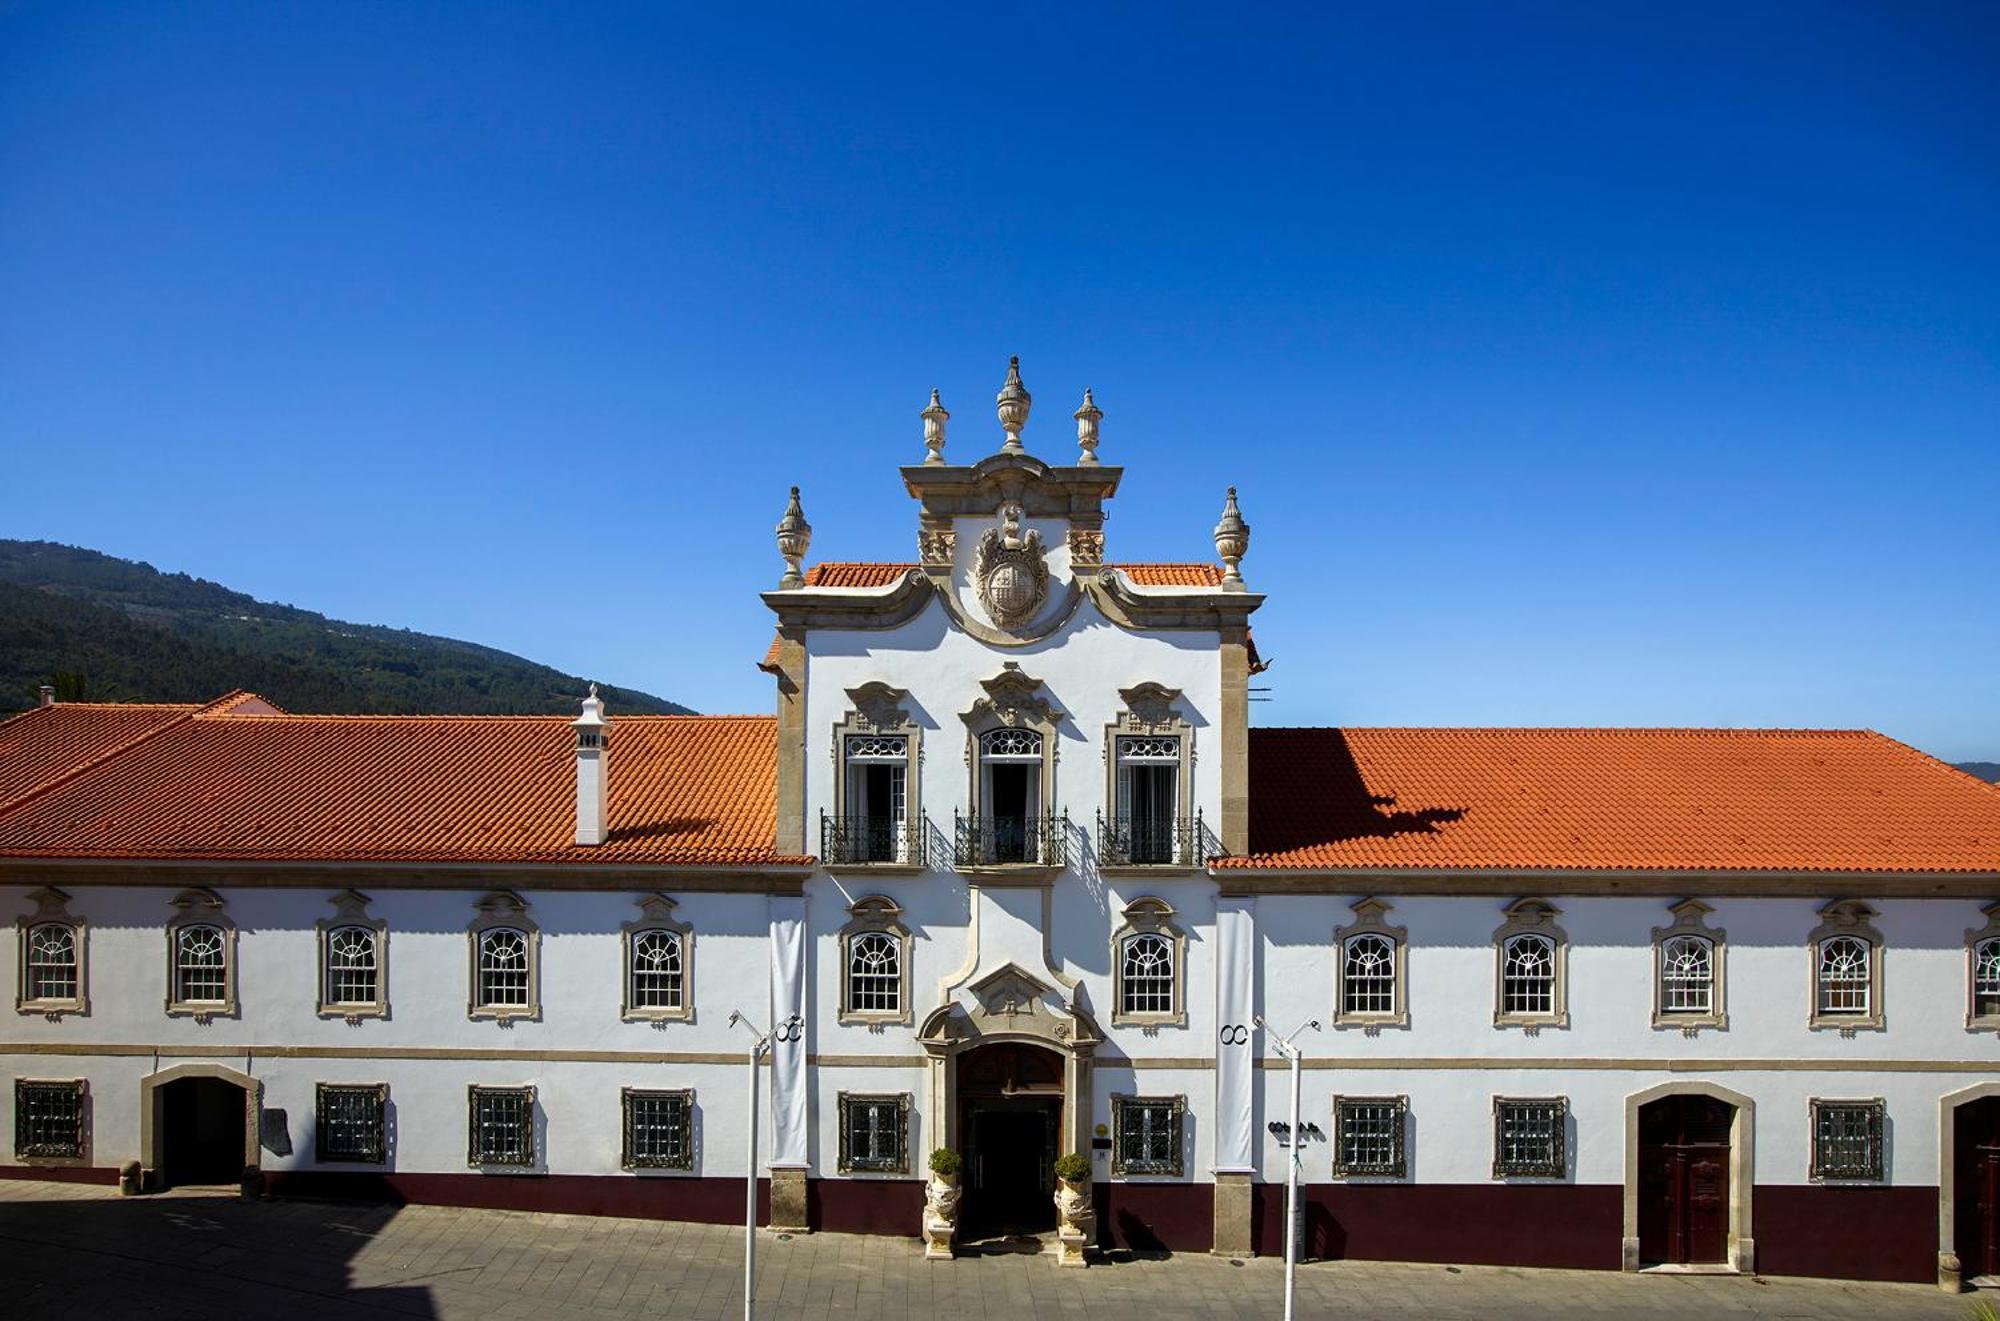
[
  {"xmin": 263, "ymin": 1170, "xmax": 769, "ymax": 1226},
  {"xmin": 1754, "ymin": 1184, "xmax": 1936, "ymax": 1284},
  {"xmin": 1092, "ymin": 1181, "xmax": 1214, "ymax": 1252},
  {"xmin": 0, "ymin": 1164, "xmax": 120, "ymax": 1186},
  {"xmin": 1251, "ymin": 1183, "xmax": 1624, "ymax": 1271},
  {"xmin": 811, "ymin": 1178, "xmax": 923, "ymax": 1236}
]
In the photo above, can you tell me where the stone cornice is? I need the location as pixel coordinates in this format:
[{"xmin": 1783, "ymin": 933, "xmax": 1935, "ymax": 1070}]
[
  {"xmin": 1209, "ymin": 864, "xmax": 2000, "ymax": 898},
  {"xmin": 0, "ymin": 857, "xmax": 812, "ymax": 893}
]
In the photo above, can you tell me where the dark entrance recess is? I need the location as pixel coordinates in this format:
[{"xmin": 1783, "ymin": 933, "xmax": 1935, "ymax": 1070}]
[
  {"xmin": 1957, "ymin": 1097, "xmax": 2000, "ymax": 1281},
  {"xmin": 957, "ymin": 1041, "xmax": 1063, "ymax": 1238},
  {"xmin": 1637, "ymin": 1094, "xmax": 1733, "ymax": 1266},
  {"xmin": 160, "ymin": 1076, "xmax": 247, "ymax": 1186}
]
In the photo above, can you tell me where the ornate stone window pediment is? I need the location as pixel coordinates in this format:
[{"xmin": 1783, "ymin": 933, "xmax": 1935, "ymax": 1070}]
[
  {"xmin": 1100, "ymin": 684, "xmax": 1201, "ymax": 869},
  {"xmin": 958, "ymin": 665, "xmax": 1065, "ymax": 869},
  {"xmin": 467, "ymin": 891, "xmax": 541, "ymax": 1024},
  {"xmin": 16, "ymin": 886, "xmax": 87, "ymax": 1018},
  {"xmin": 827, "ymin": 684, "xmax": 924, "ymax": 868},
  {"xmin": 840, "ymin": 895, "xmax": 912, "ymax": 1026}
]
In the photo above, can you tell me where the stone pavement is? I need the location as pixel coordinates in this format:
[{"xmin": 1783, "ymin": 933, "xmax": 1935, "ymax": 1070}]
[{"xmin": 0, "ymin": 1179, "xmax": 1979, "ymax": 1320}]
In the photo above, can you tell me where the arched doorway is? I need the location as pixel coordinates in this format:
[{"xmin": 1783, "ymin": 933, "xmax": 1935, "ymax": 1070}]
[
  {"xmin": 1623, "ymin": 1082, "xmax": 1754, "ymax": 1273},
  {"xmin": 141, "ymin": 1063, "xmax": 259, "ymax": 1189},
  {"xmin": 1947, "ymin": 1090, "xmax": 2000, "ymax": 1286},
  {"xmin": 957, "ymin": 1041, "xmax": 1064, "ymax": 1238}
]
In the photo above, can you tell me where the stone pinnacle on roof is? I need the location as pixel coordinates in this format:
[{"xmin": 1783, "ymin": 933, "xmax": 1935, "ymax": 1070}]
[
  {"xmin": 1073, "ymin": 388, "xmax": 1102, "ymax": 467},
  {"xmin": 1213, "ymin": 486, "xmax": 1250, "ymax": 589},
  {"xmin": 775, "ymin": 486, "xmax": 812, "ymax": 589},
  {"xmin": 996, "ymin": 354, "xmax": 1031, "ymax": 454},
  {"xmin": 921, "ymin": 388, "xmax": 949, "ymax": 465}
]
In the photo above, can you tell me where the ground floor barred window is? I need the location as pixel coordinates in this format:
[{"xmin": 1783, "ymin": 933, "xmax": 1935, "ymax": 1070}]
[
  {"xmin": 1810, "ymin": 1098, "xmax": 1884, "ymax": 1182},
  {"xmin": 1332, "ymin": 1095, "xmax": 1407, "ymax": 1178},
  {"xmin": 316, "ymin": 1084, "xmax": 387, "ymax": 1164},
  {"xmin": 1492, "ymin": 1097, "xmax": 1566, "ymax": 1178},
  {"xmin": 468, "ymin": 1085, "xmax": 535, "ymax": 1168},
  {"xmin": 837, "ymin": 1092, "xmax": 909, "ymax": 1174},
  {"xmin": 14, "ymin": 1079, "xmax": 85, "ymax": 1159},
  {"xmin": 622, "ymin": 1088, "xmax": 694, "ymax": 1170},
  {"xmin": 1111, "ymin": 1094, "xmax": 1186, "ymax": 1177}
]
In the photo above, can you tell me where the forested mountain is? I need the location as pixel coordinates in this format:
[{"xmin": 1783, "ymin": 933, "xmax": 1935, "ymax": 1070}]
[
  {"xmin": 1957, "ymin": 762, "xmax": 2000, "ymax": 784},
  {"xmin": 0, "ymin": 540, "xmax": 690, "ymax": 716}
]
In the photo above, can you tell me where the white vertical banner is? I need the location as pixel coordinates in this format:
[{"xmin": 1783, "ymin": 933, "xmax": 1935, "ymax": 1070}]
[
  {"xmin": 1214, "ymin": 896, "xmax": 1256, "ymax": 1173},
  {"xmin": 768, "ymin": 895, "xmax": 809, "ymax": 1169}
]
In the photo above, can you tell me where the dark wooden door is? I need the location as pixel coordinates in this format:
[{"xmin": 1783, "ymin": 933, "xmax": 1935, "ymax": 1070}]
[
  {"xmin": 1956, "ymin": 1098, "xmax": 2000, "ymax": 1279},
  {"xmin": 964, "ymin": 1104, "xmax": 1058, "ymax": 1235},
  {"xmin": 161, "ymin": 1077, "xmax": 245, "ymax": 1185},
  {"xmin": 1637, "ymin": 1095, "xmax": 1733, "ymax": 1265}
]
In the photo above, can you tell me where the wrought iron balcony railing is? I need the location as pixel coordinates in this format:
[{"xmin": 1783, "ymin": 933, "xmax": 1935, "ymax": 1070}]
[
  {"xmin": 953, "ymin": 812, "xmax": 1069, "ymax": 868},
  {"xmin": 819, "ymin": 813, "xmax": 926, "ymax": 867},
  {"xmin": 1096, "ymin": 810, "xmax": 1208, "ymax": 867}
]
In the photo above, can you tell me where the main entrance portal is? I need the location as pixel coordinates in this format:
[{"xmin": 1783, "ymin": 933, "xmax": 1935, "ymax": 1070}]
[
  {"xmin": 958, "ymin": 1042, "xmax": 1063, "ymax": 1238},
  {"xmin": 1955, "ymin": 1097, "xmax": 2000, "ymax": 1282},
  {"xmin": 1637, "ymin": 1093, "xmax": 1734, "ymax": 1266}
]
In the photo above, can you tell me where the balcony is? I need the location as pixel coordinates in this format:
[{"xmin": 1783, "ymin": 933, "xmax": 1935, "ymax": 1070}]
[
  {"xmin": 952, "ymin": 812, "xmax": 1069, "ymax": 870},
  {"xmin": 819, "ymin": 813, "xmax": 926, "ymax": 870},
  {"xmin": 1096, "ymin": 810, "xmax": 1209, "ymax": 870}
]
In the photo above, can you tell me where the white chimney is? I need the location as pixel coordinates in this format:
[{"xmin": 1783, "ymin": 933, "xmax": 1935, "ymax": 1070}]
[
  {"xmin": 573, "ymin": 684, "xmax": 611, "ymax": 846},
  {"xmin": 38, "ymin": 684, "xmax": 55, "ymax": 707}
]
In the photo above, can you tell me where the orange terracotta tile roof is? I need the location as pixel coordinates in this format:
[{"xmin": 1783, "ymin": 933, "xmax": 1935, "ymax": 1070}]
[
  {"xmin": 0, "ymin": 700, "xmax": 207, "ymax": 813},
  {"xmin": 0, "ymin": 699, "xmax": 804, "ymax": 868},
  {"xmin": 1224, "ymin": 727, "xmax": 2000, "ymax": 874},
  {"xmin": 802, "ymin": 561, "xmax": 1224, "ymax": 587}
]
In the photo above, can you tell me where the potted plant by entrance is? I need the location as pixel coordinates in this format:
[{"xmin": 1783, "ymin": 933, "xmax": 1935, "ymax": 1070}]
[
  {"xmin": 1051, "ymin": 1152, "xmax": 1094, "ymax": 1268},
  {"xmin": 923, "ymin": 1148, "xmax": 963, "ymax": 1260}
]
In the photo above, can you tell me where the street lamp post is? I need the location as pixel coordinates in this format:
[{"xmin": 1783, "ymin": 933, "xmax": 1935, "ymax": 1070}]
[
  {"xmin": 727, "ymin": 1011, "xmax": 772, "ymax": 1321},
  {"xmin": 1254, "ymin": 1016, "xmax": 1319, "ymax": 1321}
]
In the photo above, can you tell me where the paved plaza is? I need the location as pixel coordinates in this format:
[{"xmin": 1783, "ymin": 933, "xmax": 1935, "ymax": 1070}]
[{"xmin": 0, "ymin": 1179, "xmax": 1981, "ymax": 1321}]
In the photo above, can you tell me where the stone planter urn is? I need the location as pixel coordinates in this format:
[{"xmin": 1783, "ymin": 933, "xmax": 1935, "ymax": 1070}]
[
  {"xmin": 923, "ymin": 1150, "xmax": 962, "ymax": 1260},
  {"xmin": 1051, "ymin": 1155, "xmax": 1095, "ymax": 1268}
]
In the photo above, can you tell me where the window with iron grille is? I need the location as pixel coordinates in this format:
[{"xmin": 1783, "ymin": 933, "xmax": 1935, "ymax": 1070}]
[
  {"xmin": 24, "ymin": 923, "xmax": 79, "ymax": 1004},
  {"xmin": 622, "ymin": 1089, "xmax": 694, "ymax": 1170},
  {"xmin": 1810, "ymin": 1099, "xmax": 1885, "ymax": 1182},
  {"xmin": 14, "ymin": 1080, "xmax": 85, "ymax": 1159},
  {"xmin": 1333, "ymin": 1095, "xmax": 1406, "ymax": 1178},
  {"xmin": 1342, "ymin": 934, "xmax": 1397, "ymax": 1016},
  {"xmin": 1119, "ymin": 933, "xmax": 1175, "ymax": 1016},
  {"xmin": 1112, "ymin": 1094, "xmax": 1184, "ymax": 1177},
  {"xmin": 629, "ymin": 930, "xmax": 684, "ymax": 1010},
  {"xmin": 846, "ymin": 931, "xmax": 901, "ymax": 1014},
  {"xmin": 1658, "ymin": 935, "xmax": 1714, "ymax": 1016},
  {"xmin": 1977, "ymin": 938, "xmax": 2000, "ymax": 1021},
  {"xmin": 1500, "ymin": 935, "xmax": 1555, "ymax": 1018},
  {"xmin": 468, "ymin": 1086, "xmax": 535, "ymax": 1167},
  {"xmin": 1816, "ymin": 937, "xmax": 1872, "ymax": 1016},
  {"xmin": 173, "ymin": 924, "xmax": 228, "ymax": 1004},
  {"xmin": 836, "ymin": 1093, "xmax": 908, "ymax": 1174},
  {"xmin": 324, "ymin": 927, "xmax": 379, "ymax": 1006},
  {"xmin": 476, "ymin": 928, "xmax": 530, "ymax": 1008},
  {"xmin": 315, "ymin": 1084, "xmax": 387, "ymax": 1164},
  {"xmin": 1492, "ymin": 1097, "xmax": 1566, "ymax": 1178}
]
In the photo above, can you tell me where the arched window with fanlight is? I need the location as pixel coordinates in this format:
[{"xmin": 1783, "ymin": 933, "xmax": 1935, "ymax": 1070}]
[
  {"xmin": 316, "ymin": 889, "xmax": 389, "ymax": 1020},
  {"xmin": 1111, "ymin": 896, "xmax": 1187, "ymax": 1027},
  {"xmin": 621, "ymin": 892, "xmax": 694, "ymax": 1022},
  {"xmin": 825, "ymin": 684, "xmax": 923, "ymax": 868},
  {"xmin": 466, "ymin": 891, "xmax": 540, "ymax": 1023},
  {"xmin": 19, "ymin": 910, "xmax": 84, "ymax": 1014},
  {"xmin": 1649, "ymin": 899, "xmax": 1727, "ymax": 1032},
  {"xmin": 957, "ymin": 667, "xmax": 1064, "ymax": 868},
  {"xmin": 1807, "ymin": 900, "xmax": 1884, "ymax": 1031},
  {"xmin": 979, "ymin": 726, "xmax": 1045, "ymax": 863},
  {"xmin": 165, "ymin": 888, "xmax": 237, "ymax": 1018},
  {"xmin": 839, "ymin": 895, "xmax": 911, "ymax": 1025},
  {"xmin": 1492, "ymin": 898, "xmax": 1568, "ymax": 1030},
  {"xmin": 1967, "ymin": 902, "xmax": 2000, "ymax": 1032},
  {"xmin": 1332, "ymin": 898, "xmax": 1407, "ymax": 1028}
]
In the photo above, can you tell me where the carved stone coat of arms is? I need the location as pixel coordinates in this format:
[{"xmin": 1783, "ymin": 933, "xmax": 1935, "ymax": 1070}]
[{"xmin": 975, "ymin": 503, "xmax": 1049, "ymax": 627}]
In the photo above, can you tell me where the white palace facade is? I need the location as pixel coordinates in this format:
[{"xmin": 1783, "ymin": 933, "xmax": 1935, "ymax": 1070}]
[{"xmin": 5, "ymin": 359, "xmax": 2000, "ymax": 1289}]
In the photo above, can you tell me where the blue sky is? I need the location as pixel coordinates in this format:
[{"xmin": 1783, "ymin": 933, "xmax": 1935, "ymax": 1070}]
[{"xmin": 2, "ymin": 3, "xmax": 1995, "ymax": 758}]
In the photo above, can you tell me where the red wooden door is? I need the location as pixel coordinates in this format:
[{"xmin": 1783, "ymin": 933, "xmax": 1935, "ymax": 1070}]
[
  {"xmin": 1638, "ymin": 1096, "xmax": 1733, "ymax": 1265},
  {"xmin": 1956, "ymin": 1099, "xmax": 2000, "ymax": 1279}
]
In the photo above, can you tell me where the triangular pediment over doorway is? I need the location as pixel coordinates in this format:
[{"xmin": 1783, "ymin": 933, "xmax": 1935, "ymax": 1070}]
[{"xmin": 967, "ymin": 962, "xmax": 1056, "ymax": 1018}]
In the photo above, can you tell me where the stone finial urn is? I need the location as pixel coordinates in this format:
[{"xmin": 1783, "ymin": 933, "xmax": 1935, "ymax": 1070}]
[
  {"xmin": 775, "ymin": 486, "xmax": 811, "ymax": 589},
  {"xmin": 1073, "ymin": 388, "xmax": 1102, "ymax": 466},
  {"xmin": 922, "ymin": 389, "xmax": 950, "ymax": 465},
  {"xmin": 1051, "ymin": 1153, "xmax": 1094, "ymax": 1268},
  {"xmin": 996, "ymin": 356, "xmax": 1032, "ymax": 453},
  {"xmin": 1212, "ymin": 486, "xmax": 1250, "ymax": 588}
]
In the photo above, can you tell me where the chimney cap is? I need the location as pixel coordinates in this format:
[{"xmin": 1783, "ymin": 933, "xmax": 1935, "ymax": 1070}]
[
  {"xmin": 38, "ymin": 684, "xmax": 55, "ymax": 707},
  {"xmin": 573, "ymin": 683, "xmax": 610, "ymax": 730}
]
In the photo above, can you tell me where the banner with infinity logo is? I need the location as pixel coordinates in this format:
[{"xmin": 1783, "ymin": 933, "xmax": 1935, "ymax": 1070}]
[
  {"xmin": 1215, "ymin": 898, "xmax": 1257, "ymax": 1171},
  {"xmin": 769, "ymin": 895, "xmax": 810, "ymax": 1168}
]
